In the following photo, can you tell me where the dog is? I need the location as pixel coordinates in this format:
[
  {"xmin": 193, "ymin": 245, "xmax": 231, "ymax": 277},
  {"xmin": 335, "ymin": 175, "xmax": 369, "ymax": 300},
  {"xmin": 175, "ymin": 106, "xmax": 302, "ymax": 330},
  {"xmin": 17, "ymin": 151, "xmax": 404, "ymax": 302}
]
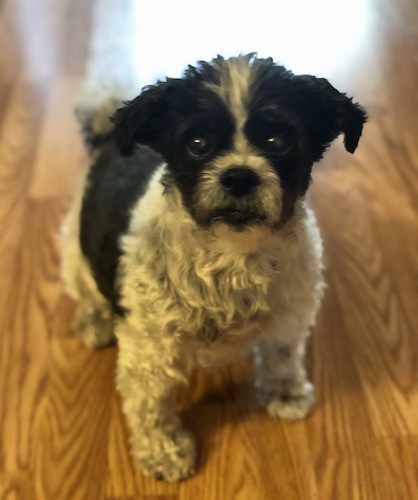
[{"xmin": 61, "ymin": 54, "xmax": 366, "ymax": 481}]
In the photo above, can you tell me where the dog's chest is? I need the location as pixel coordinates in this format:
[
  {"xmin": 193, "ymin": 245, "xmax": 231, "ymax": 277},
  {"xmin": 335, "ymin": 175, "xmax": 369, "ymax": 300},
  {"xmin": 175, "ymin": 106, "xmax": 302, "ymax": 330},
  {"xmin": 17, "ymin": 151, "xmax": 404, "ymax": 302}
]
[
  {"xmin": 165, "ymin": 246, "xmax": 276, "ymax": 343},
  {"xmin": 166, "ymin": 251, "xmax": 274, "ymax": 368}
]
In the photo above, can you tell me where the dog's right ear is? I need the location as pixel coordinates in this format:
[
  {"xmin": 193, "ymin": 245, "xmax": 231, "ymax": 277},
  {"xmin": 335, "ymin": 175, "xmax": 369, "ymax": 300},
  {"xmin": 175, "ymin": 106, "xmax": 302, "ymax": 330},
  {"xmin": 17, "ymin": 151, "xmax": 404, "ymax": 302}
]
[{"xmin": 111, "ymin": 81, "xmax": 172, "ymax": 155}]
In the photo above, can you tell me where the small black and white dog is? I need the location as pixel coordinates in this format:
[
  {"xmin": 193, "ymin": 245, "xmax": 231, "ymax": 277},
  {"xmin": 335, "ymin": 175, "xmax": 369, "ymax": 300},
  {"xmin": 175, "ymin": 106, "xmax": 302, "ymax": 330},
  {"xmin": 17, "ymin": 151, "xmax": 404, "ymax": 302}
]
[{"xmin": 62, "ymin": 54, "xmax": 366, "ymax": 481}]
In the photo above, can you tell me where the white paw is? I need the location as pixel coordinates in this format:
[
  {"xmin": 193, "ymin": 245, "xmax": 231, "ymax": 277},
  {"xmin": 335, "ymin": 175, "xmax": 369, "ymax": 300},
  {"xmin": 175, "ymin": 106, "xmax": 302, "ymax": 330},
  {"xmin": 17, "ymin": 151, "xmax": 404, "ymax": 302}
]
[
  {"xmin": 74, "ymin": 307, "xmax": 116, "ymax": 349},
  {"xmin": 135, "ymin": 428, "xmax": 196, "ymax": 482},
  {"xmin": 266, "ymin": 381, "xmax": 315, "ymax": 421}
]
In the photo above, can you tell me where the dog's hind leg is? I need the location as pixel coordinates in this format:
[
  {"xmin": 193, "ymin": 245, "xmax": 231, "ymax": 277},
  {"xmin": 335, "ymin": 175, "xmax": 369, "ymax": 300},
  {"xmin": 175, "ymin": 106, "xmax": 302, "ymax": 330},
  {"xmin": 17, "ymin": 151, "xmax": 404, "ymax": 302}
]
[
  {"xmin": 61, "ymin": 170, "xmax": 115, "ymax": 349},
  {"xmin": 71, "ymin": 267, "xmax": 115, "ymax": 349}
]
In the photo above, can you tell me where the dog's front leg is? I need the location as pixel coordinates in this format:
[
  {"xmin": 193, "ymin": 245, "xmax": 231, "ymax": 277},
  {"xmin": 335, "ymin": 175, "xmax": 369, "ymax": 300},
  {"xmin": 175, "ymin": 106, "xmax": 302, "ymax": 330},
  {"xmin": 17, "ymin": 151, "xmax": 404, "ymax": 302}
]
[
  {"xmin": 253, "ymin": 334, "xmax": 315, "ymax": 421},
  {"xmin": 116, "ymin": 323, "xmax": 195, "ymax": 481}
]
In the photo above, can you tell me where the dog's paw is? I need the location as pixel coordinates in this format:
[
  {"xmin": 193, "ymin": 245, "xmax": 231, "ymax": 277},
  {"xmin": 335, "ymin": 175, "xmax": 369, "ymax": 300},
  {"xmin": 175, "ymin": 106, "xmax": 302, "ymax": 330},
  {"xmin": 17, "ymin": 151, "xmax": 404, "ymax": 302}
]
[
  {"xmin": 265, "ymin": 381, "xmax": 315, "ymax": 421},
  {"xmin": 135, "ymin": 428, "xmax": 196, "ymax": 482},
  {"xmin": 74, "ymin": 305, "xmax": 116, "ymax": 349}
]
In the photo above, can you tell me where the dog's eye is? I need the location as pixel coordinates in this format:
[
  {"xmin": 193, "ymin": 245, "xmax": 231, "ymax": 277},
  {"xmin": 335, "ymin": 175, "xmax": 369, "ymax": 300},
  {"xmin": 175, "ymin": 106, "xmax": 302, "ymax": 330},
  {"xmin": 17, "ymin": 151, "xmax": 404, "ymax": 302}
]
[
  {"xmin": 187, "ymin": 137, "xmax": 212, "ymax": 158},
  {"xmin": 265, "ymin": 134, "xmax": 293, "ymax": 155}
]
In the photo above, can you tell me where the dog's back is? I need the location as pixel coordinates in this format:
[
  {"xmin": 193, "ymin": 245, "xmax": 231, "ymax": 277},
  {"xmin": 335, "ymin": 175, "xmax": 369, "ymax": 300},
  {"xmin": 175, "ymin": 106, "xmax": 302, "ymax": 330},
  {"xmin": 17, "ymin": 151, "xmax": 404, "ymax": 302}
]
[
  {"xmin": 61, "ymin": 87, "xmax": 162, "ymax": 345},
  {"xmin": 80, "ymin": 141, "xmax": 162, "ymax": 313}
]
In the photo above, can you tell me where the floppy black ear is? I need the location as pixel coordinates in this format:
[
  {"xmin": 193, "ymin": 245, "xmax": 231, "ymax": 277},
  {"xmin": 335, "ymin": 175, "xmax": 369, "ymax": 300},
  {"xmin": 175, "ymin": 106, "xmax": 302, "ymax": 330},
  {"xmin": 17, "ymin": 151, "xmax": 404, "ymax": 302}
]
[
  {"xmin": 111, "ymin": 81, "xmax": 172, "ymax": 155},
  {"xmin": 337, "ymin": 93, "xmax": 367, "ymax": 153},
  {"xmin": 293, "ymin": 75, "xmax": 367, "ymax": 156}
]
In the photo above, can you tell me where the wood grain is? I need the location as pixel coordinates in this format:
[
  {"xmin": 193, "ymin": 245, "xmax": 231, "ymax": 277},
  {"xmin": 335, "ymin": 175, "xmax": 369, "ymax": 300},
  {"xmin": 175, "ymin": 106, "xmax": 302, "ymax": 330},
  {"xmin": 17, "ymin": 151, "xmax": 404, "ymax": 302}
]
[{"xmin": 0, "ymin": 0, "xmax": 417, "ymax": 498}]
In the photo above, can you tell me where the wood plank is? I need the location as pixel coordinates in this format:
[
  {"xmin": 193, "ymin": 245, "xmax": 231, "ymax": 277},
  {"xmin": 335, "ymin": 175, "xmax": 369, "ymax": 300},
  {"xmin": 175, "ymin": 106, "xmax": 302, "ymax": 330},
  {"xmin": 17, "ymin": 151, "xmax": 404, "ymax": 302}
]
[{"xmin": 31, "ymin": 339, "xmax": 115, "ymax": 500}]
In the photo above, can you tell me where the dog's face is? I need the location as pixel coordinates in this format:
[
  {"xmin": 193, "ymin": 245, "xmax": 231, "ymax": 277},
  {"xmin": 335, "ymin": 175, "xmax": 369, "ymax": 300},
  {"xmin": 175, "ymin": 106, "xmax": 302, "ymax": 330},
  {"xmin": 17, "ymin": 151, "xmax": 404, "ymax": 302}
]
[{"xmin": 112, "ymin": 54, "xmax": 366, "ymax": 230}]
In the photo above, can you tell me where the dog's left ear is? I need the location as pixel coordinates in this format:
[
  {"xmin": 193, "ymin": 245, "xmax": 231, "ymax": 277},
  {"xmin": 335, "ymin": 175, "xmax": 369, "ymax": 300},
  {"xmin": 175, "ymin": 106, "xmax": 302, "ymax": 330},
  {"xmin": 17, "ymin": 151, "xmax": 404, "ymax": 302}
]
[
  {"xmin": 293, "ymin": 75, "xmax": 367, "ymax": 155},
  {"xmin": 111, "ymin": 81, "xmax": 173, "ymax": 155}
]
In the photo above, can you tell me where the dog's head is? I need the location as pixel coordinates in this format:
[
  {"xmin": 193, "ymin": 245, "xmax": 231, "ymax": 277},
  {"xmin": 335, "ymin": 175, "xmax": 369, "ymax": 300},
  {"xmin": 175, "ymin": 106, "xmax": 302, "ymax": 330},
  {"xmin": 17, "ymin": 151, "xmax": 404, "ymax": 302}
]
[{"xmin": 112, "ymin": 54, "xmax": 366, "ymax": 231}]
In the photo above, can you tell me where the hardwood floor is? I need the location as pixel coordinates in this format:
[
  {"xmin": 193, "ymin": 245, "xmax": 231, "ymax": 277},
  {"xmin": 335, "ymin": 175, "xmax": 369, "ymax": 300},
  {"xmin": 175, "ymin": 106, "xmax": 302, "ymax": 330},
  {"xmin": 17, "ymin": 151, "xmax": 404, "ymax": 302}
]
[{"xmin": 0, "ymin": 0, "xmax": 417, "ymax": 498}]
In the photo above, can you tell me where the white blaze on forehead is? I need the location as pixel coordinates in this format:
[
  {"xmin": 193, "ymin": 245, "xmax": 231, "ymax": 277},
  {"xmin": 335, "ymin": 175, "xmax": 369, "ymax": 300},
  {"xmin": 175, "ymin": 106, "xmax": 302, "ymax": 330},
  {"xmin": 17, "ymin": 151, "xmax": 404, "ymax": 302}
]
[
  {"xmin": 208, "ymin": 56, "xmax": 254, "ymax": 131},
  {"xmin": 206, "ymin": 56, "xmax": 263, "ymax": 166}
]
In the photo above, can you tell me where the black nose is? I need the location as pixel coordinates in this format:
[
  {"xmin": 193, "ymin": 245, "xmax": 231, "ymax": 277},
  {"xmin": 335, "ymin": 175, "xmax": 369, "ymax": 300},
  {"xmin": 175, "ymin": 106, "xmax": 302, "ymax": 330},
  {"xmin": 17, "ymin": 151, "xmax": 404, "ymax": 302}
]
[{"xmin": 220, "ymin": 167, "xmax": 260, "ymax": 197}]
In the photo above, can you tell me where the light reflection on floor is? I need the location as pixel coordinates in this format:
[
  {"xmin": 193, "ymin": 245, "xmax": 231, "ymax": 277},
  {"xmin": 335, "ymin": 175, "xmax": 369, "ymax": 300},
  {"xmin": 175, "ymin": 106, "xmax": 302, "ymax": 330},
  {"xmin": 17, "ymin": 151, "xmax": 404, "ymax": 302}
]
[{"xmin": 133, "ymin": 0, "xmax": 372, "ymax": 85}]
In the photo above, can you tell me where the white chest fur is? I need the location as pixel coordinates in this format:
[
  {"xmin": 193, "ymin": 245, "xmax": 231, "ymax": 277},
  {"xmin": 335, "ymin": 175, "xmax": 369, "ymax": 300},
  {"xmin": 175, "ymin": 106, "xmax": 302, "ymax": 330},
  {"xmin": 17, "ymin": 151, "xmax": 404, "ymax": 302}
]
[{"xmin": 118, "ymin": 169, "xmax": 322, "ymax": 369}]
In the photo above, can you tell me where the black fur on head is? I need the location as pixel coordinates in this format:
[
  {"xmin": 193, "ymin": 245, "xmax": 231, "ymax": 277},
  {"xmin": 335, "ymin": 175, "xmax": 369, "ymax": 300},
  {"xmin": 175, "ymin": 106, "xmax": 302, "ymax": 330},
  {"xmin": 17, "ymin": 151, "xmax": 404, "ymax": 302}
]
[
  {"xmin": 111, "ymin": 81, "xmax": 172, "ymax": 156},
  {"xmin": 112, "ymin": 57, "xmax": 366, "ymax": 160},
  {"xmin": 111, "ymin": 60, "xmax": 224, "ymax": 156},
  {"xmin": 248, "ymin": 60, "xmax": 367, "ymax": 161},
  {"xmin": 111, "ymin": 55, "xmax": 366, "ymax": 229}
]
